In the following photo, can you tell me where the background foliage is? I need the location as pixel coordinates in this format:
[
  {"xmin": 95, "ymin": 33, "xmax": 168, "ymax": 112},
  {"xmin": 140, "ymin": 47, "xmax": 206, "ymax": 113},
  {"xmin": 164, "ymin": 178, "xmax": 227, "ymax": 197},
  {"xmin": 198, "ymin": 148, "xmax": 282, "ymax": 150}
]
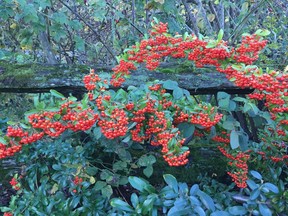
[{"xmin": 0, "ymin": 0, "xmax": 287, "ymax": 69}]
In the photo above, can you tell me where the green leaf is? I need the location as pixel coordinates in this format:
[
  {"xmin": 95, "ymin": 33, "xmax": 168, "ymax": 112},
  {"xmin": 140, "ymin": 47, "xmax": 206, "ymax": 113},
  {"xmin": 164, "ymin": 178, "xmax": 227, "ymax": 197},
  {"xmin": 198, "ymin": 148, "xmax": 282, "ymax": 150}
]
[
  {"xmin": 130, "ymin": 193, "xmax": 139, "ymax": 208},
  {"xmin": 233, "ymin": 97, "xmax": 247, "ymax": 102},
  {"xmin": 194, "ymin": 206, "xmax": 205, "ymax": 216},
  {"xmin": 128, "ymin": 176, "xmax": 148, "ymax": 192},
  {"xmin": 50, "ymin": 90, "xmax": 65, "ymax": 99},
  {"xmin": 250, "ymin": 170, "xmax": 262, "ymax": 180},
  {"xmin": 168, "ymin": 207, "xmax": 191, "ymax": 216},
  {"xmin": 173, "ymin": 87, "xmax": 183, "ymax": 99},
  {"xmin": 178, "ymin": 123, "xmax": 195, "ymax": 138},
  {"xmin": 164, "ymin": 174, "xmax": 178, "ymax": 193},
  {"xmin": 246, "ymin": 179, "xmax": 258, "ymax": 190},
  {"xmin": 0, "ymin": 137, "xmax": 8, "ymax": 145},
  {"xmin": 75, "ymin": 35, "xmax": 85, "ymax": 51},
  {"xmin": 86, "ymin": 166, "xmax": 98, "ymax": 176},
  {"xmin": 255, "ymin": 29, "xmax": 271, "ymax": 36},
  {"xmin": 230, "ymin": 130, "xmax": 239, "ymax": 149},
  {"xmin": 94, "ymin": 181, "xmax": 107, "ymax": 191},
  {"xmin": 211, "ymin": 211, "xmax": 230, "ymax": 216},
  {"xmin": 101, "ymin": 185, "xmax": 113, "ymax": 198},
  {"xmin": 250, "ymin": 189, "xmax": 260, "ymax": 200},
  {"xmin": 217, "ymin": 29, "xmax": 224, "ymax": 42},
  {"xmin": 217, "ymin": 91, "xmax": 230, "ymax": 100},
  {"xmin": 110, "ymin": 198, "xmax": 134, "ymax": 212},
  {"xmin": 138, "ymin": 155, "xmax": 156, "ymax": 167},
  {"xmin": 0, "ymin": 207, "xmax": 12, "ymax": 212},
  {"xmin": 113, "ymin": 161, "xmax": 127, "ymax": 171},
  {"xmin": 228, "ymin": 206, "xmax": 247, "ymax": 215},
  {"xmin": 206, "ymin": 41, "xmax": 217, "ymax": 48},
  {"xmin": 197, "ymin": 190, "xmax": 215, "ymax": 211},
  {"xmin": 93, "ymin": 127, "xmax": 102, "ymax": 140},
  {"xmin": 52, "ymin": 164, "xmax": 62, "ymax": 171},
  {"xmin": 190, "ymin": 184, "xmax": 199, "ymax": 196},
  {"xmin": 163, "ymin": 80, "xmax": 178, "ymax": 90},
  {"xmin": 259, "ymin": 204, "xmax": 272, "ymax": 216},
  {"xmin": 262, "ymin": 183, "xmax": 279, "ymax": 193}
]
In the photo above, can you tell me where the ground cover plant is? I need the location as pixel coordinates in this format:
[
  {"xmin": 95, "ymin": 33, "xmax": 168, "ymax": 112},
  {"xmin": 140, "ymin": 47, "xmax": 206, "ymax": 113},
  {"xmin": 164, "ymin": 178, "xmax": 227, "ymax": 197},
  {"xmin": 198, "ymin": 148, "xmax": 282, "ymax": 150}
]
[{"xmin": 0, "ymin": 21, "xmax": 287, "ymax": 215}]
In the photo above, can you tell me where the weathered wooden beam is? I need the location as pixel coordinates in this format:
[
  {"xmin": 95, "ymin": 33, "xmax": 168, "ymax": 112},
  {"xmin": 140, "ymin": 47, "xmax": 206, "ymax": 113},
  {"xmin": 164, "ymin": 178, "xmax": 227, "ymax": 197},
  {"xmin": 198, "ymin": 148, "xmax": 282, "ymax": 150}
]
[{"xmin": 0, "ymin": 61, "xmax": 253, "ymax": 95}]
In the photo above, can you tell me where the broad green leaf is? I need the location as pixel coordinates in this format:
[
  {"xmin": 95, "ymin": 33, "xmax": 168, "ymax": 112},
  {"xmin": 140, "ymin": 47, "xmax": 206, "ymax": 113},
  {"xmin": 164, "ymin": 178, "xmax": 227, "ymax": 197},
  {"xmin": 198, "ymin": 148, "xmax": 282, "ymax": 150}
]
[
  {"xmin": 194, "ymin": 206, "xmax": 205, "ymax": 216},
  {"xmin": 130, "ymin": 193, "xmax": 139, "ymax": 208},
  {"xmin": 228, "ymin": 206, "xmax": 247, "ymax": 215},
  {"xmin": 246, "ymin": 179, "xmax": 258, "ymax": 190},
  {"xmin": 94, "ymin": 181, "xmax": 107, "ymax": 191},
  {"xmin": 86, "ymin": 166, "xmax": 98, "ymax": 176},
  {"xmin": 255, "ymin": 29, "xmax": 271, "ymax": 36},
  {"xmin": 230, "ymin": 130, "xmax": 239, "ymax": 149},
  {"xmin": 0, "ymin": 137, "xmax": 8, "ymax": 145},
  {"xmin": 190, "ymin": 184, "xmax": 199, "ymax": 196},
  {"xmin": 110, "ymin": 198, "xmax": 133, "ymax": 212},
  {"xmin": 217, "ymin": 29, "xmax": 224, "ymax": 42},
  {"xmin": 259, "ymin": 204, "xmax": 272, "ymax": 216},
  {"xmin": 206, "ymin": 41, "xmax": 217, "ymax": 48},
  {"xmin": 211, "ymin": 211, "xmax": 230, "ymax": 216},
  {"xmin": 250, "ymin": 189, "xmax": 260, "ymax": 200},
  {"xmin": 163, "ymin": 80, "xmax": 178, "ymax": 90},
  {"xmin": 128, "ymin": 176, "xmax": 149, "ymax": 192},
  {"xmin": 217, "ymin": 91, "xmax": 230, "ymax": 100},
  {"xmin": 50, "ymin": 90, "xmax": 65, "ymax": 99},
  {"xmin": 164, "ymin": 174, "xmax": 178, "ymax": 193},
  {"xmin": 173, "ymin": 87, "xmax": 183, "ymax": 99},
  {"xmin": 101, "ymin": 185, "xmax": 113, "ymax": 198},
  {"xmin": 250, "ymin": 170, "xmax": 262, "ymax": 180},
  {"xmin": 178, "ymin": 123, "xmax": 195, "ymax": 138},
  {"xmin": 262, "ymin": 183, "xmax": 279, "ymax": 193},
  {"xmin": 197, "ymin": 190, "xmax": 215, "ymax": 211}
]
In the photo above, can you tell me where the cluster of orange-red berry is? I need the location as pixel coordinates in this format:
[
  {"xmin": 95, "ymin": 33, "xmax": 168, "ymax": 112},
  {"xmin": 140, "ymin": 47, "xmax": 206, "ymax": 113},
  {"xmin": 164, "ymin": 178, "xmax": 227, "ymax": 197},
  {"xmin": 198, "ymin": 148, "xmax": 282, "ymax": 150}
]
[
  {"xmin": 10, "ymin": 176, "xmax": 21, "ymax": 190},
  {"xmin": 72, "ymin": 176, "xmax": 83, "ymax": 193},
  {"xmin": 110, "ymin": 21, "xmax": 287, "ymax": 136},
  {"xmin": 0, "ymin": 99, "xmax": 99, "ymax": 159},
  {"xmin": 212, "ymin": 131, "xmax": 250, "ymax": 188}
]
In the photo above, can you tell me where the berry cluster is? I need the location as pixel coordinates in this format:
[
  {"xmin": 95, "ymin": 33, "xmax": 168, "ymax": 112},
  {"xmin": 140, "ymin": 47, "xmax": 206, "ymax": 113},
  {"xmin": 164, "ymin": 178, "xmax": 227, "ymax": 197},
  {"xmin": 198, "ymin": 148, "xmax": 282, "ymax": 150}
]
[
  {"xmin": 72, "ymin": 176, "xmax": 83, "ymax": 193},
  {"xmin": 218, "ymin": 144, "xmax": 250, "ymax": 188},
  {"xmin": 9, "ymin": 176, "xmax": 21, "ymax": 190},
  {"xmin": 98, "ymin": 108, "xmax": 129, "ymax": 139}
]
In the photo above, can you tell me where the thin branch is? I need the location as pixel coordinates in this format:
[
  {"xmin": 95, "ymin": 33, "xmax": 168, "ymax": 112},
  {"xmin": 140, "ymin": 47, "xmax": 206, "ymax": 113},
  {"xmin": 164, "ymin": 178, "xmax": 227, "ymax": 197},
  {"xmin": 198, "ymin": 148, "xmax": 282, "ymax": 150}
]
[
  {"xmin": 132, "ymin": 0, "xmax": 136, "ymax": 34},
  {"xmin": 229, "ymin": 0, "xmax": 267, "ymax": 43},
  {"xmin": 208, "ymin": 1, "xmax": 222, "ymax": 31},
  {"xmin": 58, "ymin": 0, "xmax": 117, "ymax": 63},
  {"xmin": 182, "ymin": 0, "xmax": 199, "ymax": 37},
  {"xmin": 195, "ymin": 0, "xmax": 213, "ymax": 35}
]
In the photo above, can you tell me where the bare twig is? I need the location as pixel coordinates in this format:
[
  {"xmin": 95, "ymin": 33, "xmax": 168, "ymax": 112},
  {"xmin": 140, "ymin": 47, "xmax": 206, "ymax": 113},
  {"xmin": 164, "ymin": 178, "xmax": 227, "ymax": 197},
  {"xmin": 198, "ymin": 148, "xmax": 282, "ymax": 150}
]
[
  {"xmin": 182, "ymin": 0, "xmax": 199, "ymax": 37},
  {"xmin": 195, "ymin": 0, "xmax": 213, "ymax": 35},
  {"xmin": 230, "ymin": 0, "xmax": 267, "ymax": 42},
  {"xmin": 208, "ymin": 1, "xmax": 222, "ymax": 31},
  {"xmin": 58, "ymin": 0, "xmax": 117, "ymax": 63}
]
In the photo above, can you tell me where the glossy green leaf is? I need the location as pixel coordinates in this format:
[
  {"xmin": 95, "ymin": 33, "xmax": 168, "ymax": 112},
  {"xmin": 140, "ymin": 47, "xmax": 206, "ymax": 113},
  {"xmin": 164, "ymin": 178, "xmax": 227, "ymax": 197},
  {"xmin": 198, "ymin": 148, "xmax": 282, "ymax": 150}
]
[
  {"xmin": 250, "ymin": 170, "xmax": 262, "ymax": 180},
  {"xmin": 228, "ymin": 206, "xmax": 248, "ymax": 215},
  {"xmin": 110, "ymin": 198, "xmax": 133, "ymax": 212},
  {"xmin": 143, "ymin": 165, "xmax": 153, "ymax": 178},
  {"xmin": 50, "ymin": 90, "xmax": 65, "ymax": 99},
  {"xmin": 164, "ymin": 174, "xmax": 178, "ymax": 193},
  {"xmin": 163, "ymin": 80, "xmax": 178, "ymax": 90},
  {"xmin": 130, "ymin": 193, "xmax": 139, "ymax": 209},
  {"xmin": 262, "ymin": 183, "xmax": 279, "ymax": 194},
  {"xmin": 250, "ymin": 189, "xmax": 260, "ymax": 200},
  {"xmin": 217, "ymin": 29, "xmax": 224, "ymax": 41},
  {"xmin": 197, "ymin": 190, "xmax": 215, "ymax": 211},
  {"xmin": 230, "ymin": 130, "xmax": 240, "ymax": 149},
  {"xmin": 259, "ymin": 204, "xmax": 272, "ymax": 216}
]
